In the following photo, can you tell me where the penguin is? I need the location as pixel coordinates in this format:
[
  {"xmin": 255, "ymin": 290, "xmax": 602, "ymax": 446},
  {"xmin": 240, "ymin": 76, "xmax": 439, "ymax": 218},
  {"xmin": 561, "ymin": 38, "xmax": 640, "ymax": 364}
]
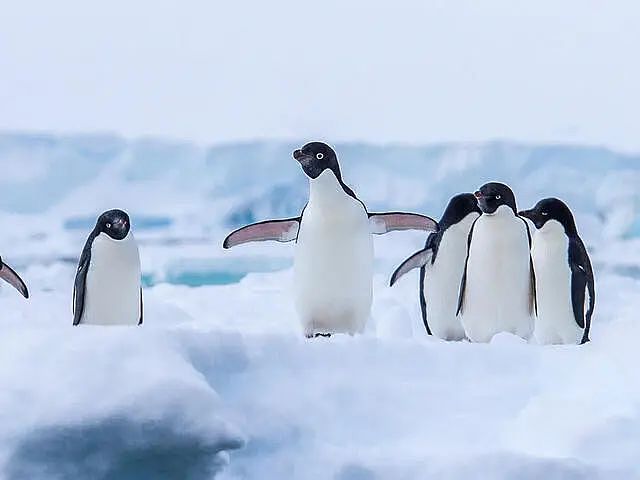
[
  {"xmin": 73, "ymin": 209, "xmax": 143, "ymax": 326},
  {"xmin": 389, "ymin": 193, "xmax": 481, "ymax": 340},
  {"xmin": 223, "ymin": 141, "xmax": 437, "ymax": 337},
  {"xmin": 519, "ymin": 198, "xmax": 595, "ymax": 345},
  {"xmin": 457, "ymin": 182, "xmax": 536, "ymax": 343},
  {"xmin": 0, "ymin": 257, "xmax": 29, "ymax": 299}
]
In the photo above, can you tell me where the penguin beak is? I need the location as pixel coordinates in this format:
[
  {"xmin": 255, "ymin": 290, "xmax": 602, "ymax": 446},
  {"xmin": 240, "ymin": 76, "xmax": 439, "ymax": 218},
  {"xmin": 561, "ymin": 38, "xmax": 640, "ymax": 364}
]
[
  {"xmin": 113, "ymin": 218, "xmax": 128, "ymax": 234},
  {"xmin": 474, "ymin": 190, "xmax": 493, "ymax": 214},
  {"xmin": 293, "ymin": 149, "xmax": 315, "ymax": 173},
  {"xmin": 518, "ymin": 209, "xmax": 533, "ymax": 220},
  {"xmin": 519, "ymin": 209, "xmax": 542, "ymax": 229}
]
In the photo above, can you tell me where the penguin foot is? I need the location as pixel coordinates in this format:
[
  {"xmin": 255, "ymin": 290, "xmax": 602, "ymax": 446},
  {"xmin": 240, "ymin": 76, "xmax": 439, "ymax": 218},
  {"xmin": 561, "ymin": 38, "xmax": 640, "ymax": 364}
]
[{"xmin": 305, "ymin": 333, "xmax": 332, "ymax": 339}]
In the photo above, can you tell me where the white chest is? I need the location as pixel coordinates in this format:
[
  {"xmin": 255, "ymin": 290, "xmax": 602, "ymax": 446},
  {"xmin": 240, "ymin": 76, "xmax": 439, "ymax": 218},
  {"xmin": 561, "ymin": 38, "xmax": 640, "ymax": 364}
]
[
  {"xmin": 424, "ymin": 213, "xmax": 478, "ymax": 340},
  {"xmin": 433, "ymin": 214, "xmax": 479, "ymax": 275},
  {"xmin": 471, "ymin": 208, "xmax": 528, "ymax": 260},
  {"xmin": 461, "ymin": 206, "xmax": 533, "ymax": 342},
  {"xmin": 293, "ymin": 170, "xmax": 373, "ymax": 335},
  {"xmin": 531, "ymin": 222, "xmax": 571, "ymax": 294},
  {"xmin": 82, "ymin": 232, "xmax": 141, "ymax": 325},
  {"xmin": 530, "ymin": 221, "xmax": 580, "ymax": 344}
]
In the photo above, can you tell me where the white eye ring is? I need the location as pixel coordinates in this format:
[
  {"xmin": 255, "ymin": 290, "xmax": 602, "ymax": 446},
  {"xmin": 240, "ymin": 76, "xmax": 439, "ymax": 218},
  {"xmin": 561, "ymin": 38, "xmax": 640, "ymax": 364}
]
[
  {"xmin": 106, "ymin": 223, "xmax": 111, "ymax": 228},
  {"xmin": 541, "ymin": 212, "xmax": 548, "ymax": 216},
  {"xmin": 316, "ymin": 153, "xmax": 324, "ymax": 160},
  {"xmin": 496, "ymin": 194, "xmax": 501, "ymax": 200}
]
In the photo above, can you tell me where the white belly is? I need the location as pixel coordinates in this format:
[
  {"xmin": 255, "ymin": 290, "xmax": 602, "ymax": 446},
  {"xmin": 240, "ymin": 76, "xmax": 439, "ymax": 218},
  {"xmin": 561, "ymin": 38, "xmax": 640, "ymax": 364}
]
[
  {"xmin": 82, "ymin": 232, "xmax": 141, "ymax": 325},
  {"xmin": 294, "ymin": 170, "xmax": 373, "ymax": 336},
  {"xmin": 424, "ymin": 213, "xmax": 478, "ymax": 340},
  {"xmin": 460, "ymin": 206, "xmax": 534, "ymax": 343},
  {"xmin": 531, "ymin": 221, "xmax": 582, "ymax": 345}
]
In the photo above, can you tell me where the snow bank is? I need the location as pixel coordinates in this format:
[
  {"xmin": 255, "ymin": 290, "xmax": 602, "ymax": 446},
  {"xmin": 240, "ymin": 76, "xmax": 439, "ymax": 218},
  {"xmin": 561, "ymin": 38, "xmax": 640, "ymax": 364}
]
[
  {"xmin": 2, "ymin": 262, "xmax": 638, "ymax": 479},
  {"xmin": 0, "ymin": 306, "xmax": 244, "ymax": 479}
]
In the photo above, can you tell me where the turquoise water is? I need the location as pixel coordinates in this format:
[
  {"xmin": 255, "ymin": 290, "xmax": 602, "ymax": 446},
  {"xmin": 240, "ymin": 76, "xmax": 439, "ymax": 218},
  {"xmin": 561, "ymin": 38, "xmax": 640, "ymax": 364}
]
[
  {"xmin": 143, "ymin": 270, "xmax": 246, "ymax": 288},
  {"xmin": 143, "ymin": 258, "xmax": 292, "ymax": 287},
  {"xmin": 166, "ymin": 270, "xmax": 247, "ymax": 287}
]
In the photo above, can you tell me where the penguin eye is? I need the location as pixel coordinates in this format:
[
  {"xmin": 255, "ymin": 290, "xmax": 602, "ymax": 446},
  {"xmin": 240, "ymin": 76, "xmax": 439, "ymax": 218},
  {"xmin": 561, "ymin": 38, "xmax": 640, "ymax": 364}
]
[
  {"xmin": 316, "ymin": 153, "xmax": 324, "ymax": 160},
  {"xmin": 106, "ymin": 223, "xmax": 112, "ymax": 228},
  {"xmin": 541, "ymin": 212, "xmax": 548, "ymax": 216},
  {"xmin": 495, "ymin": 194, "xmax": 501, "ymax": 200}
]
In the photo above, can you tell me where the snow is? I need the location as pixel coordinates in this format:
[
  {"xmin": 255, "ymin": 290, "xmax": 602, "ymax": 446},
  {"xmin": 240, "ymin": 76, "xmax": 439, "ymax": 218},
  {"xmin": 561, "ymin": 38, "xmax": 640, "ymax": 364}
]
[
  {"xmin": 2, "ymin": 268, "xmax": 638, "ymax": 479},
  {"xmin": 0, "ymin": 134, "xmax": 639, "ymax": 478}
]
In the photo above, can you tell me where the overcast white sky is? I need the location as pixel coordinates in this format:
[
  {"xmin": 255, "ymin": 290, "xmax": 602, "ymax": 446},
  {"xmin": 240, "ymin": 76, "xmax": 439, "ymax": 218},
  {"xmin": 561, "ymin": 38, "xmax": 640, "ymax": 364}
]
[{"xmin": 0, "ymin": 0, "xmax": 638, "ymax": 150}]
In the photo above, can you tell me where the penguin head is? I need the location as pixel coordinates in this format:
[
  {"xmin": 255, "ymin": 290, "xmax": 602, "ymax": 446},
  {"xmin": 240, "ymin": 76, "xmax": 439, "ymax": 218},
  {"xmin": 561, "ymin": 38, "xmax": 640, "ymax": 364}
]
[
  {"xmin": 96, "ymin": 209, "xmax": 131, "ymax": 240},
  {"xmin": 440, "ymin": 193, "xmax": 482, "ymax": 228},
  {"xmin": 293, "ymin": 142, "xmax": 341, "ymax": 180},
  {"xmin": 519, "ymin": 198, "xmax": 577, "ymax": 234},
  {"xmin": 474, "ymin": 182, "xmax": 517, "ymax": 215}
]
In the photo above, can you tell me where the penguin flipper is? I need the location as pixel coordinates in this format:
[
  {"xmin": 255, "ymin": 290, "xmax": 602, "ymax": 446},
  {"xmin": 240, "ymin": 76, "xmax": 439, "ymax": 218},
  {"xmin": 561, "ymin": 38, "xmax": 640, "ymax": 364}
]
[
  {"xmin": 419, "ymin": 264, "xmax": 431, "ymax": 335},
  {"xmin": 456, "ymin": 267, "xmax": 468, "ymax": 316},
  {"xmin": 0, "ymin": 259, "xmax": 29, "ymax": 299},
  {"xmin": 369, "ymin": 212, "xmax": 438, "ymax": 235},
  {"xmin": 522, "ymin": 218, "xmax": 538, "ymax": 317},
  {"xmin": 456, "ymin": 219, "xmax": 477, "ymax": 316},
  {"xmin": 73, "ymin": 234, "xmax": 94, "ymax": 326},
  {"xmin": 419, "ymin": 233, "xmax": 439, "ymax": 335},
  {"xmin": 223, "ymin": 218, "xmax": 301, "ymax": 249},
  {"xmin": 389, "ymin": 247, "xmax": 434, "ymax": 287},
  {"xmin": 529, "ymin": 258, "xmax": 538, "ymax": 317},
  {"xmin": 569, "ymin": 237, "xmax": 595, "ymax": 343},
  {"xmin": 138, "ymin": 287, "xmax": 144, "ymax": 325}
]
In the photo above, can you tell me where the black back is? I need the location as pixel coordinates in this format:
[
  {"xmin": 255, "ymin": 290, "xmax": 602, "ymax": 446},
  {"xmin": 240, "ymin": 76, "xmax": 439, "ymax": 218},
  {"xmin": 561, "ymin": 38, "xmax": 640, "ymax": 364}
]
[
  {"xmin": 419, "ymin": 193, "xmax": 481, "ymax": 334},
  {"xmin": 519, "ymin": 198, "xmax": 594, "ymax": 343},
  {"xmin": 73, "ymin": 209, "xmax": 142, "ymax": 326},
  {"xmin": 293, "ymin": 142, "xmax": 361, "ymax": 203}
]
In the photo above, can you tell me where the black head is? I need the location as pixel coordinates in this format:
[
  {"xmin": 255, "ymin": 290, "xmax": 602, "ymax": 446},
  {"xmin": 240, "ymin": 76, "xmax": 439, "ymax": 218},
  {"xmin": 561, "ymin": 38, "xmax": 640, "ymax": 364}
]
[
  {"xmin": 95, "ymin": 209, "xmax": 131, "ymax": 240},
  {"xmin": 292, "ymin": 142, "xmax": 341, "ymax": 180},
  {"xmin": 440, "ymin": 193, "xmax": 482, "ymax": 228},
  {"xmin": 519, "ymin": 198, "xmax": 577, "ymax": 235},
  {"xmin": 474, "ymin": 182, "xmax": 517, "ymax": 214}
]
